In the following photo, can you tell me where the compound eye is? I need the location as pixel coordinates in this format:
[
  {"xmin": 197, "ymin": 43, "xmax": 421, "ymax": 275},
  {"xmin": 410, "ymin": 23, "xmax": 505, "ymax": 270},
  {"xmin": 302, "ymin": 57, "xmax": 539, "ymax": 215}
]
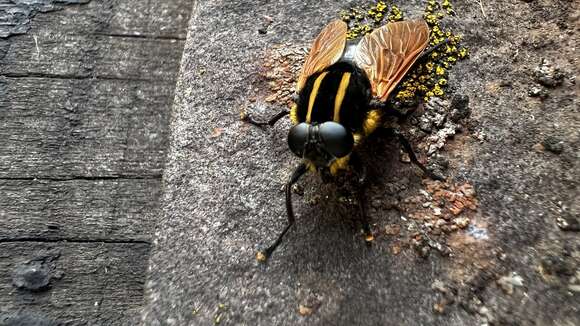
[
  {"xmin": 287, "ymin": 123, "xmax": 309, "ymax": 157},
  {"xmin": 318, "ymin": 122, "xmax": 353, "ymax": 158}
]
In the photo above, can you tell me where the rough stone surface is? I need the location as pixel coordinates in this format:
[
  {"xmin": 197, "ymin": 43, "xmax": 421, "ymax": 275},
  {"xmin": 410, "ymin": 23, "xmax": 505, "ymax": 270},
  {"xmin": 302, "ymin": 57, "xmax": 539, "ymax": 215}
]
[{"xmin": 143, "ymin": 0, "xmax": 579, "ymax": 325}]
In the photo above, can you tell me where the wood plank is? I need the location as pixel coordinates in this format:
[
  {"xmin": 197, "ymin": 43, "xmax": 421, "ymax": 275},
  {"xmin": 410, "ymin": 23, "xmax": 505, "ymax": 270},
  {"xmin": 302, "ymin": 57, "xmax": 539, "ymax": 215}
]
[
  {"xmin": 0, "ymin": 77, "xmax": 171, "ymax": 178},
  {"xmin": 0, "ymin": 0, "xmax": 91, "ymax": 38},
  {"xmin": 29, "ymin": 0, "xmax": 191, "ymax": 39},
  {"xmin": 0, "ymin": 242, "xmax": 150, "ymax": 325},
  {"xmin": 0, "ymin": 33, "xmax": 184, "ymax": 80},
  {"xmin": 0, "ymin": 1, "xmax": 192, "ymax": 324},
  {"xmin": 0, "ymin": 178, "xmax": 160, "ymax": 241}
]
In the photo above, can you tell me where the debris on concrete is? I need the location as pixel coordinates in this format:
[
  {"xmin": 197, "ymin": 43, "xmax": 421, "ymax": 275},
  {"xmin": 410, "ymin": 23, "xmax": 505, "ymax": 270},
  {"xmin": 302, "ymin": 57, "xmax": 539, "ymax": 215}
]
[
  {"xmin": 528, "ymin": 86, "xmax": 549, "ymax": 99},
  {"xmin": 556, "ymin": 216, "xmax": 580, "ymax": 232},
  {"xmin": 448, "ymin": 94, "xmax": 470, "ymax": 122},
  {"xmin": 411, "ymin": 97, "xmax": 462, "ymax": 156},
  {"xmin": 258, "ymin": 15, "xmax": 273, "ymax": 34},
  {"xmin": 542, "ymin": 136, "xmax": 565, "ymax": 154},
  {"xmin": 298, "ymin": 305, "xmax": 313, "ymax": 316},
  {"xmin": 533, "ymin": 58, "xmax": 564, "ymax": 88},
  {"xmin": 388, "ymin": 179, "xmax": 480, "ymax": 260},
  {"xmin": 496, "ymin": 272, "xmax": 524, "ymax": 295}
]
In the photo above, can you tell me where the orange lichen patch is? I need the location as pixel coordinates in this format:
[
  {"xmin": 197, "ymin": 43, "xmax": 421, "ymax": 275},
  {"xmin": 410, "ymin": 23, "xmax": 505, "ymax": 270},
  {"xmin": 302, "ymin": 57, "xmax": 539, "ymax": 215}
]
[
  {"xmin": 260, "ymin": 43, "xmax": 307, "ymax": 107},
  {"xmin": 425, "ymin": 180, "xmax": 479, "ymax": 216},
  {"xmin": 389, "ymin": 178, "xmax": 481, "ymax": 258}
]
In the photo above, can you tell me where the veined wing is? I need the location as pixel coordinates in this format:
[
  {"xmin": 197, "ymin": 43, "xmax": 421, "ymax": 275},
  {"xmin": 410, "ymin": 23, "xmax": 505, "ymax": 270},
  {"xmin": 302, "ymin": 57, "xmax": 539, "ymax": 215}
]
[
  {"xmin": 296, "ymin": 20, "xmax": 348, "ymax": 92},
  {"xmin": 354, "ymin": 20, "xmax": 429, "ymax": 101}
]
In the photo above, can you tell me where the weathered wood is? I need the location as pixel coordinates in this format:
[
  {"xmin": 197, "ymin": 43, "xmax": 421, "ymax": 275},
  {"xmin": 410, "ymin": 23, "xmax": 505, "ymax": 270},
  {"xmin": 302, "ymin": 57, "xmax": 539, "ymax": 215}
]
[
  {"xmin": 0, "ymin": 77, "xmax": 171, "ymax": 178},
  {"xmin": 0, "ymin": 0, "xmax": 91, "ymax": 38},
  {"xmin": 0, "ymin": 242, "xmax": 150, "ymax": 325},
  {"xmin": 0, "ymin": 178, "xmax": 161, "ymax": 241},
  {"xmin": 30, "ymin": 0, "xmax": 191, "ymax": 39},
  {"xmin": 0, "ymin": 0, "xmax": 192, "ymax": 324},
  {"xmin": 0, "ymin": 33, "xmax": 184, "ymax": 80}
]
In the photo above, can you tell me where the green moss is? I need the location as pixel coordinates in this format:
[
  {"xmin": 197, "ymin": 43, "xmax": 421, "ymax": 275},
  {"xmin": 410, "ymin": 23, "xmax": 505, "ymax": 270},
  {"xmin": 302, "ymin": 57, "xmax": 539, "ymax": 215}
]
[{"xmin": 339, "ymin": 0, "xmax": 468, "ymax": 107}]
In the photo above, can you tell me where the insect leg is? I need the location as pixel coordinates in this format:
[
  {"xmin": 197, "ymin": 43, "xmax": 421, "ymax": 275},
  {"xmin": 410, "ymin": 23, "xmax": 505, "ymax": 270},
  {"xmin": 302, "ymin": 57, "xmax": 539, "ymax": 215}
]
[
  {"xmin": 418, "ymin": 38, "xmax": 451, "ymax": 62},
  {"xmin": 257, "ymin": 163, "xmax": 308, "ymax": 261},
  {"xmin": 351, "ymin": 154, "xmax": 374, "ymax": 243},
  {"xmin": 395, "ymin": 131, "xmax": 445, "ymax": 181},
  {"xmin": 242, "ymin": 109, "xmax": 289, "ymax": 127},
  {"xmin": 369, "ymin": 100, "xmax": 418, "ymax": 122}
]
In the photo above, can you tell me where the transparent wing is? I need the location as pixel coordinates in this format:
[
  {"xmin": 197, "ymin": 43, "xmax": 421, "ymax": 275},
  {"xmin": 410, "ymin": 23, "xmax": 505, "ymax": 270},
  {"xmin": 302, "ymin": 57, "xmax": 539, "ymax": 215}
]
[
  {"xmin": 354, "ymin": 20, "xmax": 429, "ymax": 101},
  {"xmin": 296, "ymin": 20, "xmax": 348, "ymax": 92}
]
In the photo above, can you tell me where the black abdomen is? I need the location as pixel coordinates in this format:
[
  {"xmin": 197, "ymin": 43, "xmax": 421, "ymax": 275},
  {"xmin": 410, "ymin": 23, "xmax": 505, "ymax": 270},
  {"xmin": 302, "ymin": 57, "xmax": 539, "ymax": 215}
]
[{"xmin": 296, "ymin": 62, "xmax": 372, "ymax": 133}]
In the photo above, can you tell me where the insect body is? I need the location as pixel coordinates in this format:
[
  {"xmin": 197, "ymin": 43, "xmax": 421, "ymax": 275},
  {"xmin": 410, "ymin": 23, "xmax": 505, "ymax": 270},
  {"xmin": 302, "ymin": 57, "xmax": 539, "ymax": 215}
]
[
  {"xmin": 245, "ymin": 19, "xmax": 440, "ymax": 261},
  {"xmin": 289, "ymin": 62, "xmax": 371, "ymax": 177}
]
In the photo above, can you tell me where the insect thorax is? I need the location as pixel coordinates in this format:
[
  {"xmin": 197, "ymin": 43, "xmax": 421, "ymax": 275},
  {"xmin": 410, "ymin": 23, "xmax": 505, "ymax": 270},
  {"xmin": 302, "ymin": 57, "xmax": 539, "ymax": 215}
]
[{"xmin": 295, "ymin": 62, "xmax": 372, "ymax": 134}]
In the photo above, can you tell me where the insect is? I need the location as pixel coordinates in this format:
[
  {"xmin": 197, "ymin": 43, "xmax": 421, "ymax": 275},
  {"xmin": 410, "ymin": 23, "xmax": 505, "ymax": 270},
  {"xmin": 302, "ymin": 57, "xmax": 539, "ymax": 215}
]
[{"xmin": 244, "ymin": 19, "xmax": 444, "ymax": 261}]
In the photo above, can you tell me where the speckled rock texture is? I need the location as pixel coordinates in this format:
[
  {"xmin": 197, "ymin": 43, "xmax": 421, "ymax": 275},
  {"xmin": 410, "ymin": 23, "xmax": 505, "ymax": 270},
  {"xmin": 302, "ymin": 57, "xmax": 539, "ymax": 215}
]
[{"xmin": 142, "ymin": 1, "xmax": 579, "ymax": 325}]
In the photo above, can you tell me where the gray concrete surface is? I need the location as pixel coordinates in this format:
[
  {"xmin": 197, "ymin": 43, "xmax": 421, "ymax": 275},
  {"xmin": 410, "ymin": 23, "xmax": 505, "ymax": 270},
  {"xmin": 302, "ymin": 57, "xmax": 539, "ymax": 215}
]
[{"xmin": 143, "ymin": 0, "xmax": 578, "ymax": 325}]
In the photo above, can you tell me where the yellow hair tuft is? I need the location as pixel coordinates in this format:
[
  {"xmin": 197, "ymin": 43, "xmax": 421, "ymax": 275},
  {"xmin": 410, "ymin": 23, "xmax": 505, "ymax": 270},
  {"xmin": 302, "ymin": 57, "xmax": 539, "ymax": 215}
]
[
  {"xmin": 329, "ymin": 155, "xmax": 351, "ymax": 175},
  {"xmin": 353, "ymin": 133, "xmax": 363, "ymax": 146},
  {"xmin": 290, "ymin": 103, "xmax": 299, "ymax": 125},
  {"xmin": 305, "ymin": 160, "xmax": 317, "ymax": 173},
  {"xmin": 363, "ymin": 109, "xmax": 382, "ymax": 136}
]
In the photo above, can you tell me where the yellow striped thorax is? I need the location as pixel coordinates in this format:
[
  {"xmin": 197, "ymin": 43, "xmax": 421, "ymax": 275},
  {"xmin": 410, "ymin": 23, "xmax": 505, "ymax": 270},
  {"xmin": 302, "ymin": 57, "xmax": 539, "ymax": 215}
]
[{"xmin": 290, "ymin": 63, "xmax": 379, "ymax": 175}]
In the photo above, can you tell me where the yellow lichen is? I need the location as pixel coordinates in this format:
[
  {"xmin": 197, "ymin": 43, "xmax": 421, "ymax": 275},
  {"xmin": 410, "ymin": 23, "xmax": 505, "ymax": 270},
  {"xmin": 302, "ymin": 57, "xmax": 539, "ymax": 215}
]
[
  {"xmin": 341, "ymin": 1, "xmax": 399, "ymax": 39},
  {"xmin": 339, "ymin": 1, "xmax": 467, "ymax": 107}
]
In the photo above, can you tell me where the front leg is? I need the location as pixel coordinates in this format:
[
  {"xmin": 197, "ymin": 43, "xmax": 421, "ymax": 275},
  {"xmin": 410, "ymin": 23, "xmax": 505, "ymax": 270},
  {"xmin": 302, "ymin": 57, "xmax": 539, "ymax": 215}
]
[
  {"xmin": 242, "ymin": 109, "xmax": 289, "ymax": 127},
  {"xmin": 256, "ymin": 163, "xmax": 308, "ymax": 262},
  {"xmin": 350, "ymin": 153, "xmax": 374, "ymax": 243},
  {"xmin": 417, "ymin": 38, "xmax": 451, "ymax": 63},
  {"xmin": 242, "ymin": 93, "xmax": 298, "ymax": 128}
]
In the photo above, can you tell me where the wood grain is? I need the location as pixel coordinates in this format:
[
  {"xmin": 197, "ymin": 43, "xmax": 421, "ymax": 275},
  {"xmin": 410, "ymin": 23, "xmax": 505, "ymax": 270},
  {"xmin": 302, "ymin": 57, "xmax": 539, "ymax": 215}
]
[
  {"xmin": 0, "ymin": 0, "xmax": 192, "ymax": 324},
  {"xmin": 0, "ymin": 77, "xmax": 171, "ymax": 178},
  {"xmin": 0, "ymin": 242, "xmax": 150, "ymax": 325}
]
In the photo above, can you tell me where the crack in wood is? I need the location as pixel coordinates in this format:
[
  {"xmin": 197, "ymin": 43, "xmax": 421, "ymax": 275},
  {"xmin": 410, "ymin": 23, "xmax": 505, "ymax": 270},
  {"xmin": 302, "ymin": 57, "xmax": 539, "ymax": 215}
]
[
  {"xmin": 1, "ymin": 72, "xmax": 159, "ymax": 82},
  {"xmin": 0, "ymin": 176, "xmax": 162, "ymax": 181},
  {"xmin": 93, "ymin": 33, "xmax": 186, "ymax": 41},
  {"xmin": 0, "ymin": 237, "xmax": 151, "ymax": 244}
]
